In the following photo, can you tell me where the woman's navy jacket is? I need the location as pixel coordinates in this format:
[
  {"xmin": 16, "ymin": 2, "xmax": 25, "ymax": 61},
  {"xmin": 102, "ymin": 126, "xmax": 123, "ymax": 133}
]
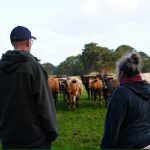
[{"xmin": 100, "ymin": 80, "xmax": 150, "ymax": 149}]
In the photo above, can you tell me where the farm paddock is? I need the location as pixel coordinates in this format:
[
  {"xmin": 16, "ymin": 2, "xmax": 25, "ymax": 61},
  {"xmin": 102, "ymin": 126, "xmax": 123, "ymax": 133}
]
[{"xmin": 52, "ymin": 88, "xmax": 107, "ymax": 150}]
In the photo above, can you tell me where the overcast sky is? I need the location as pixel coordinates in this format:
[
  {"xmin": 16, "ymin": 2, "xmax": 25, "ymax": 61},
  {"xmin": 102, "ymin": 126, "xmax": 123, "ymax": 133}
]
[{"xmin": 0, "ymin": 0, "xmax": 150, "ymax": 65}]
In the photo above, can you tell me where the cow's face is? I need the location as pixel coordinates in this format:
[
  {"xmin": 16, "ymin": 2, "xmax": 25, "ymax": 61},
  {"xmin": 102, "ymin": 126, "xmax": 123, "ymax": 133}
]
[
  {"xmin": 59, "ymin": 79, "xmax": 67, "ymax": 91},
  {"xmin": 102, "ymin": 78, "xmax": 108, "ymax": 90}
]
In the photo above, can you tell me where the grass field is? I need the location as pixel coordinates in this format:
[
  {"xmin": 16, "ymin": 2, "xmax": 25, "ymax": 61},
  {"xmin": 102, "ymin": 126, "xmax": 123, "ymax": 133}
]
[
  {"xmin": 0, "ymin": 89, "xmax": 107, "ymax": 150},
  {"xmin": 52, "ymin": 89, "xmax": 107, "ymax": 150}
]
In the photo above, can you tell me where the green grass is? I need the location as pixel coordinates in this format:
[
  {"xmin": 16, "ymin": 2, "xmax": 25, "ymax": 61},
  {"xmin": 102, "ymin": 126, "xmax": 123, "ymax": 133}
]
[
  {"xmin": 0, "ymin": 89, "xmax": 107, "ymax": 150},
  {"xmin": 52, "ymin": 89, "xmax": 107, "ymax": 150}
]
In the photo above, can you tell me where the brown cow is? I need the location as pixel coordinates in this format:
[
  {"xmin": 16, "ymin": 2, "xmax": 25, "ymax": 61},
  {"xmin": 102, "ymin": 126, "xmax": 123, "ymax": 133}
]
[
  {"xmin": 107, "ymin": 79, "xmax": 120, "ymax": 96},
  {"xmin": 48, "ymin": 77, "xmax": 59, "ymax": 104},
  {"xmin": 80, "ymin": 75, "xmax": 92, "ymax": 99},
  {"xmin": 81, "ymin": 74, "xmax": 103, "ymax": 100},
  {"xmin": 65, "ymin": 77, "xmax": 83, "ymax": 110},
  {"xmin": 103, "ymin": 77, "xmax": 120, "ymax": 108},
  {"xmin": 89, "ymin": 77, "xmax": 103, "ymax": 105}
]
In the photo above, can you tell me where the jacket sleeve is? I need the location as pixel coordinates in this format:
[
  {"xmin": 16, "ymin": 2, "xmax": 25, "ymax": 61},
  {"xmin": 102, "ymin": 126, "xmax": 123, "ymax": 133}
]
[
  {"xmin": 100, "ymin": 88, "xmax": 127, "ymax": 149},
  {"xmin": 32, "ymin": 65, "xmax": 58, "ymax": 142}
]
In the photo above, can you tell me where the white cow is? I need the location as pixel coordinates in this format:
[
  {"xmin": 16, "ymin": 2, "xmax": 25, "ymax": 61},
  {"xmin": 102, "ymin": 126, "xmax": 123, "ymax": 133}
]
[
  {"xmin": 141, "ymin": 73, "xmax": 150, "ymax": 83},
  {"xmin": 66, "ymin": 76, "xmax": 83, "ymax": 110}
]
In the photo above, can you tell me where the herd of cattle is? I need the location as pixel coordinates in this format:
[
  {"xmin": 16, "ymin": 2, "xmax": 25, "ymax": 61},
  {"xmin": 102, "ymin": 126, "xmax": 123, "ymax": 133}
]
[{"xmin": 48, "ymin": 73, "xmax": 150, "ymax": 110}]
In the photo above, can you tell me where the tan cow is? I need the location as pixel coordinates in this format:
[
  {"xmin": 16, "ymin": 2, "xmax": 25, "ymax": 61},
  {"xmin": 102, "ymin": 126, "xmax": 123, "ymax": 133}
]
[
  {"xmin": 89, "ymin": 77, "xmax": 103, "ymax": 105},
  {"xmin": 48, "ymin": 77, "xmax": 59, "ymax": 104},
  {"xmin": 141, "ymin": 73, "xmax": 150, "ymax": 83},
  {"xmin": 107, "ymin": 78, "xmax": 120, "ymax": 96},
  {"xmin": 65, "ymin": 76, "xmax": 83, "ymax": 110}
]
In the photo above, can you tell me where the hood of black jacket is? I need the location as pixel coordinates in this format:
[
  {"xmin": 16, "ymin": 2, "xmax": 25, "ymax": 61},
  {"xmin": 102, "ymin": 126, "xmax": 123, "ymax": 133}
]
[
  {"xmin": 123, "ymin": 81, "xmax": 150, "ymax": 101},
  {"xmin": 0, "ymin": 50, "xmax": 38, "ymax": 73}
]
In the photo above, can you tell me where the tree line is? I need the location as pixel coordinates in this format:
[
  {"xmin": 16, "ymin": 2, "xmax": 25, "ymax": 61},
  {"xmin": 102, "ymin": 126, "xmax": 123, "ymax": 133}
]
[{"xmin": 42, "ymin": 42, "xmax": 150, "ymax": 75}]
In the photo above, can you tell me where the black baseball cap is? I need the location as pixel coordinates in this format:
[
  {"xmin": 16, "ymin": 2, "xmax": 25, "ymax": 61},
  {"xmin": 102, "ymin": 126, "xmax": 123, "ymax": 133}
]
[{"xmin": 10, "ymin": 26, "xmax": 36, "ymax": 42}]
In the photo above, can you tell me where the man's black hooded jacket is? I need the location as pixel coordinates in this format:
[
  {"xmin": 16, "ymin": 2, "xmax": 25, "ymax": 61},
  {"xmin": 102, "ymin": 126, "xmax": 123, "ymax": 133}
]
[{"xmin": 0, "ymin": 50, "xmax": 58, "ymax": 148}]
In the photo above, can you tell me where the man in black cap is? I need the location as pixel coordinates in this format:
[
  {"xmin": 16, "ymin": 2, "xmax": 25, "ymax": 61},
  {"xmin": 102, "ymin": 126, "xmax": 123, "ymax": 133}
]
[{"xmin": 0, "ymin": 26, "xmax": 58, "ymax": 149}]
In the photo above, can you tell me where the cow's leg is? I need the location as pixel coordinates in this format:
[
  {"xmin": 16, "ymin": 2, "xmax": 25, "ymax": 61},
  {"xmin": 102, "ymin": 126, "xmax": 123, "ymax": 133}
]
[
  {"xmin": 67, "ymin": 97, "xmax": 71, "ymax": 110},
  {"xmin": 59, "ymin": 91, "xmax": 62, "ymax": 98},
  {"xmin": 93, "ymin": 90, "xmax": 97, "ymax": 105},
  {"xmin": 76, "ymin": 96, "xmax": 79, "ymax": 107},
  {"xmin": 72, "ymin": 96, "xmax": 76, "ymax": 110},
  {"xmin": 103, "ymin": 88, "xmax": 108, "ymax": 108},
  {"xmin": 99, "ymin": 91, "xmax": 103, "ymax": 106},
  {"xmin": 63, "ymin": 92, "xmax": 66, "ymax": 102},
  {"xmin": 87, "ymin": 89, "xmax": 90, "ymax": 99},
  {"xmin": 54, "ymin": 93, "xmax": 58, "ymax": 104},
  {"xmin": 56, "ymin": 92, "xmax": 58, "ymax": 102},
  {"xmin": 104, "ymin": 96, "xmax": 108, "ymax": 108},
  {"xmin": 91, "ymin": 89, "xmax": 94, "ymax": 100},
  {"xmin": 86, "ymin": 87, "xmax": 90, "ymax": 99}
]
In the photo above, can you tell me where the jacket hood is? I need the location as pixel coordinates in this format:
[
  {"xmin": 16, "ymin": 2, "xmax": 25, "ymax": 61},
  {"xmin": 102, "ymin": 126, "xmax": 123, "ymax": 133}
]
[
  {"xmin": 0, "ymin": 50, "xmax": 38, "ymax": 73},
  {"xmin": 123, "ymin": 81, "xmax": 150, "ymax": 101}
]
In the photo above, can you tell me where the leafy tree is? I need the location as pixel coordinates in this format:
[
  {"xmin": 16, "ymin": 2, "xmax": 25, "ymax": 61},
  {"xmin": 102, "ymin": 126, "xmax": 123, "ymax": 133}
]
[
  {"xmin": 139, "ymin": 51, "xmax": 149, "ymax": 60},
  {"xmin": 72, "ymin": 54, "xmax": 84, "ymax": 75},
  {"xmin": 139, "ymin": 51, "xmax": 150, "ymax": 72},
  {"xmin": 42, "ymin": 63, "xmax": 56, "ymax": 75},
  {"xmin": 81, "ymin": 42, "xmax": 111, "ymax": 74},
  {"xmin": 42, "ymin": 43, "xmax": 150, "ymax": 75},
  {"xmin": 114, "ymin": 45, "xmax": 134, "ymax": 61},
  {"xmin": 115, "ymin": 45, "xmax": 134, "ymax": 53},
  {"xmin": 56, "ymin": 55, "xmax": 84, "ymax": 75}
]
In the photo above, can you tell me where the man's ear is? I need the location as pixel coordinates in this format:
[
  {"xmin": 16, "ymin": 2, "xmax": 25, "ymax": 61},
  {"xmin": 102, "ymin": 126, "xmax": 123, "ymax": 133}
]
[{"xmin": 26, "ymin": 40, "xmax": 30, "ymax": 47}]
